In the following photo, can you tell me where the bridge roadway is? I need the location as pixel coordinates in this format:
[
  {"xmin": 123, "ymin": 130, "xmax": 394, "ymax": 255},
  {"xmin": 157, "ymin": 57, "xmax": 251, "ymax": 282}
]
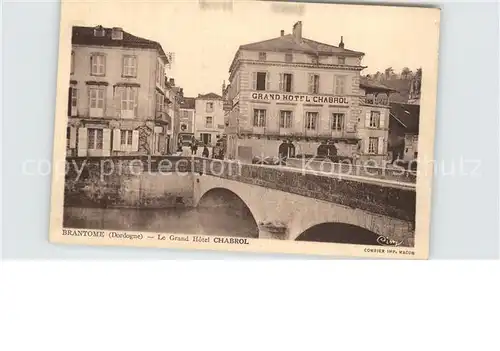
[{"xmin": 64, "ymin": 156, "xmax": 417, "ymax": 247}]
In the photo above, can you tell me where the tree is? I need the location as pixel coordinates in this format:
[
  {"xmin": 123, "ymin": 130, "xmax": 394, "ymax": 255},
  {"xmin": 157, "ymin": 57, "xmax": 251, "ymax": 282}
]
[
  {"xmin": 384, "ymin": 67, "xmax": 394, "ymax": 80},
  {"xmin": 401, "ymin": 67, "xmax": 411, "ymax": 80},
  {"xmin": 373, "ymin": 71, "xmax": 382, "ymax": 81}
]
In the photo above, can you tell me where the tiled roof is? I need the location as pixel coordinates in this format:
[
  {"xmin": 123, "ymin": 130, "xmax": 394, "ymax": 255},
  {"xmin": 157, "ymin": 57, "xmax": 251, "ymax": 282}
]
[
  {"xmin": 389, "ymin": 102, "xmax": 420, "ymax": 134},
  {"xmin": 197, "ymin": 93, "xmax": 223, "ymax": 100},
  {"xmin": 240, "ymin": 34, "xmax": 364, "ymax": 56},
  {"xmin": 179, "ymin": 97, "xmax": 195, "ymax": 110},
  {"xmin": 360, "ymin": 77, "xmax": 398, "ymax": 93},
  {"xmin": 72, "ymin": 25, "xmax": 168, "ymax": 60}
]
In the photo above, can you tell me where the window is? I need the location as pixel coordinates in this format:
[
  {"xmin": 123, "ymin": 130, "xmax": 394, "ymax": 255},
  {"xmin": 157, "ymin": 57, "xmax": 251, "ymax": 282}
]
[
  {"xmin": 90, "ymin": 54, "xmax": 105, "ymax": 76},
  {"xmin": 120, "ymin": 130, "xmax": 133, "ymax": 146},
  {"xmin": 305, "ymin": 112, "xmax": 318, "ymax": 130},
  {"xmin": 331, "ymin": 113, "xmax": 344, "ymax": 131},
  {"xmin": 155, "ymin": 92, "xmax": 164, "ymax": 114},
  {"xmin": 280, "ymin": 111, "xmax": 292, "ymax": 128},
  {"xmin": 369, "ymin": 111, "xmax": 380, "ymax": 128},
  {"xmin": 285, "ymin": 53, "xmax": 293, "ymax": 62},
  {"xmin": 368, "ymin": 137, "xmax": 378, "ymax": 154},
  {"xmin": 71, "ymin": 51, "xmax": 75, "ymax": 74},
  {"xmin": 121, "ymin": 88, "xmax": 137, "ymax": 118},
  {"xmin": 338, "ymin": 57, "xmax": 346, "ymax": 65},
  {"xmin": 156, "ymin": 61, "xmax": 165, "ymax": 88},
  {"xmin": 253, "ymin": 109, "xmax": 266, "ymax": 127},
  {"xmin": 122, "ymin": 56, "xmax": 137, "ymax": 77},
  {"xmin": 256, "ymin": 72, "xmax": 267, "ymax": 91},
  {"xmin": 308, "ymin": 74, "xmax": 320, "ymax": 94},
  {"xmin": 259, "ymin": 52, "xmax": 267, "ymax": 60},
  {"xmin": 206, "ymin": 102, "xmax": 214, "ymax": 113},
  {"xmin": 205, "ymin": 116, "xmax": 213, "ymax": 128},
  {"xmin": 66, "ymin": 127, "xmax": 71, "ymax": 148},
  {"xmin": 89, "ymin": 87, "xmax": 105, "ymax": 116},
  {"xmin": 335, "ymin": 76, "xmax": 346, "ymax": 95},
  {"xmin": 279, "ymin": 73, "xmax": 293, "ymax": 92},
  {"xmin": 310, "ymin": 55, "xmax": 319, "ymax": 64},
  {"xmin": 70, "ymin": 87, "xmax": 78, "ymax": 116},
  {"xmin": 182, "ymin": 110, "xmax": 188, "ymax": 118},
  {"xmin": 88, "ymin": 128, "xmax": 104, "ymax": 150}
]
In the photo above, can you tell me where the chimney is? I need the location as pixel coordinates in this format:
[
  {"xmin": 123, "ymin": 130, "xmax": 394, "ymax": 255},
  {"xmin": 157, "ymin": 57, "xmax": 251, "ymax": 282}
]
[
  {"xmin": 292, "ymin": 21, "xmax": 302, "ymax": 42},
  {"xmin": 339, "ymin": 36, "xmax": 344, "ymax": 49},
  {"xmin": 280, "ymin": 30, "xmax": 285, "ymax": 36},
  {"xmin": 111, "ymin": 27, "xmax": 123, "ymax": 40},
  {"xmin": 169, "ymin": 78, "xmax": 175, "ymax": 86},
  {"xmin": 222, "ymin": 80, "xmax": 226, "ymax": 95}
]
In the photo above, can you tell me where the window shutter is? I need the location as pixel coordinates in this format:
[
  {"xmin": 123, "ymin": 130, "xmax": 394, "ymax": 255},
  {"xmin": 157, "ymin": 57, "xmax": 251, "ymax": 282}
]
[
  {"xmin": 378, "ymin": 137, "xmax": 384, "ymax": 155},
  {"xmin": 132, "ymin": 130, "xmax": 139, "ymax": 151},
  {"xmin": 308, "ymin": 74, "xmax": 313, "ymax": 93},
  {"xmin": 68, "ymin": 87, "xmax": 73, "ymax": 116},
  {"xmin": 363, "ymin": 138, "xmax": 369, "ymax": 154},
  {"xmin": 113, "ymin": 129, "xmax": 121, "ymax": 151},
  {"xmin": 252, "ymin": 72, "xmax": 257, "ymax": 90},
  {"xmin": 365, "ymin": 111, "xmax": 371, "ymax": 128},
  {"xmin": 266, "ymin": 72, "xmax": 271, "ymax": 91},
  {"xmin": 379, "ymin": 110, "xmax": 386, "ymax": 128},
  {"xmin": 102, "ymin": 128, "xmax": 111, "ymax": 156},
  {"xmin": 134, "ymin": 88, "xmax": 139, "ymax": 118},
  {"xmin": 77, "ymin": 127, "xmax": 88, "ymax": 157},
  {"xmin": 113, "ymin": 86, "xmax": 122, "ymax": 117},
  {"xmin": 279, "ymin": 73, "xmax": 283, "ymax": 91},
  {"xmin": 69, "ymin": 127, "xmax": 77, "ymax": 148}
]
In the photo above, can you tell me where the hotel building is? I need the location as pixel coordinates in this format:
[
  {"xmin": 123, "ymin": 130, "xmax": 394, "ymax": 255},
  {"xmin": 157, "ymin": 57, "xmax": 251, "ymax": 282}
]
[
  {"xmin": 225, "ymin": 21, "xmax": 395, "ymax": 165},
  {"xmin": 66, "ymin": 25, "xmax": 172, "ymax": 157}
]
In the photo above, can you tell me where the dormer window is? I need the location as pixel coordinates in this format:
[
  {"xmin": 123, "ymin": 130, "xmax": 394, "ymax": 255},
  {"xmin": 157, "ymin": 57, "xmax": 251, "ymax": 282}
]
[
  {"xmin": 310, "ymin": 55, "xmax": 318, "ymax": 64},
  {"xmin": 258, "ymin": 52, "xmax": 267, "ymax": 61},
  {"xmin": 285, "ymin": 53, "xmax": 293, "ymax": 63},
  {"xmin": 93, "ymin": 26, "xmax": 105, "ymax": 37},
  {"xmin": 338, "ymin": 56, "xmax": 346, "ymax": 65},
  {"xmin": 111, "ymin": 27, "xmax": 123, "ymax": 40}
]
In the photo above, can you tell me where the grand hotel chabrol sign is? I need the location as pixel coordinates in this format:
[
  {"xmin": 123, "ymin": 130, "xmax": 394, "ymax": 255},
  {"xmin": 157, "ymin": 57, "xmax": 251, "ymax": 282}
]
[{"xmin": 251, "ymin": 92, "xmax": 349, "ymax": 105}]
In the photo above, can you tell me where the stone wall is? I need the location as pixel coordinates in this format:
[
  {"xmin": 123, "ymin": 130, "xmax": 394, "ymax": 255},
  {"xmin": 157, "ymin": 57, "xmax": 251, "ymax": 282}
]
[
  {"xmin": 64, "ymin": 156, "xmax": 416, "ymax": 225},
  {"xmin": 285, "ymin": 158, "xmax": 417, "ymax": 184},
  {"xmin": 64, "ymin": 156, "xmax": 195, "ymax": 209},
  {"xmin": 196, "ymin": 159, "xmax": 416, "ymax": 223}
]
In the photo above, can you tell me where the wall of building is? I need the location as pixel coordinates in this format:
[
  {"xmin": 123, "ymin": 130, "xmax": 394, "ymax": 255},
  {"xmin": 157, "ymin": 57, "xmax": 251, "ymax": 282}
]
[
  {"xmin": 179, "ymin": 109, "xmax": 195, "ymax": 134},
  {"xmin": 69, "ymin": 44, "xmax": 169, "ymax": 157},
  {"xmin": 194, "ymin": 98, "xmax": 225, "ymax": 145},
  {"xmin": 239, "ymin": 50, "xmax": 361, "ymax": 66},
  {"xmin": 71, "ymin": 45, "xmax": 161, "ymax": 119},
  {"xmin": 403, "ymin": 134, "xmax": 418, "ymax": 161}
]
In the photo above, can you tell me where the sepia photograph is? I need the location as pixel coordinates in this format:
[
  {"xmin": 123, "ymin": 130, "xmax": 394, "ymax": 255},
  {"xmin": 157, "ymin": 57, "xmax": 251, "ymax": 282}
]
[{"xmin": 49, "ymin": 0, "xmax": 441, "ymax": 259}]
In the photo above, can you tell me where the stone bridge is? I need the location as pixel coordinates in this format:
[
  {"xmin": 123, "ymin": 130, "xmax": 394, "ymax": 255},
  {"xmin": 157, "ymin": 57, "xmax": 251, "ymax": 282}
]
[{"xmin": 64, "ymin": 156, "xmax": 416, "ymax": 247}]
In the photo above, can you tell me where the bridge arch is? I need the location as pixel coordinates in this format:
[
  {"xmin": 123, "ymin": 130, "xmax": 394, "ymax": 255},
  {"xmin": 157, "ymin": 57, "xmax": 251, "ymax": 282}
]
[
  {"xmin": 295, "ymin": 222, "xmax": 382, "ymax": 245},
  {"xmin": 196, "ymin": 187, "xmax": 260, "ymax": 238}
]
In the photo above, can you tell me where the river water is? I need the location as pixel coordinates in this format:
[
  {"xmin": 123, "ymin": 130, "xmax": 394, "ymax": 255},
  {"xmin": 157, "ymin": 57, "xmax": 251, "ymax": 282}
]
[{"xmin": 63, "ymin": 206, "xmax": 260, "ymax": 238}]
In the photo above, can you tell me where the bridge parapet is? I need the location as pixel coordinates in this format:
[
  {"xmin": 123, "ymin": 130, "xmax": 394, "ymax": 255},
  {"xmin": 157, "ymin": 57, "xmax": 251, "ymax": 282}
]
[
  {"xmin": 63, "ymin": 156, "xmax": 416, "ymax": 225},
  {"xmin": 196, "ymin": 158, "xmax": 416, "ymax": 223}
]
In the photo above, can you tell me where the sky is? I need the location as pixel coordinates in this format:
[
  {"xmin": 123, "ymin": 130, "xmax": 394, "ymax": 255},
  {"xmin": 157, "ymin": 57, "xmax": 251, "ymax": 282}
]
[{"xmin": 64, "ymin": 0, "xmax": 440, "ymax": 97}]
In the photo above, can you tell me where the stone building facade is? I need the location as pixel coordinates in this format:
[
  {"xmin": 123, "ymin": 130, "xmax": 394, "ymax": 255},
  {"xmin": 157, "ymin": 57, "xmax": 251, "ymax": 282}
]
[
  {"xmin": 225, "ymin": 21, "xmax": 394, "ymax": 165},
  {"xmin": 66, "ymin": 25, "xmax": 172, "ymax": 157},
  {"xmin": 194, "ymin": 93, "xmax": 225, "ymax": 146}
]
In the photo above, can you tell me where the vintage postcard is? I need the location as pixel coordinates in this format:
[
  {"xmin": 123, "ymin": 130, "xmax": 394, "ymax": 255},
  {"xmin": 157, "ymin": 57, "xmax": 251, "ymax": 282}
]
[{"xmin": 49, "ymin": 0, "xmax": 441, "ymax": 259}]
